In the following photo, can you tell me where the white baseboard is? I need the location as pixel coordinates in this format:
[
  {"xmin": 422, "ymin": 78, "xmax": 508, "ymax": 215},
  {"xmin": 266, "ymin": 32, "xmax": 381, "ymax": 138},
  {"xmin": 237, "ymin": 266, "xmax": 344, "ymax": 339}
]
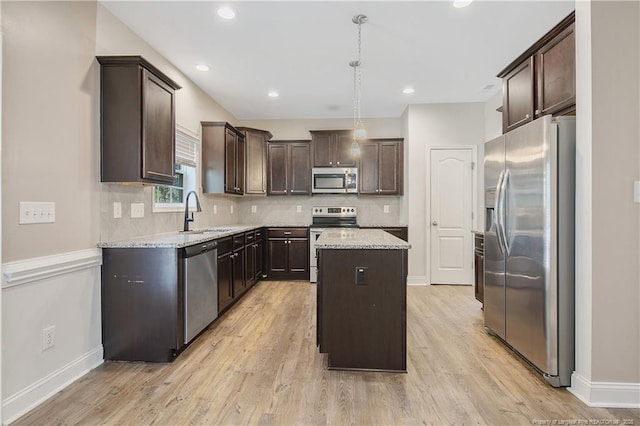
[
  {"xmin": 407, "ymin": 276, "xmax": 428, "ymax": 286},
  {"xmin": 570, "ymin": 372, "xmax": 640, "ymax": 408},
  {"xmin": 2, "ymin": 345, "xmax": 103, "ymax": 424}
]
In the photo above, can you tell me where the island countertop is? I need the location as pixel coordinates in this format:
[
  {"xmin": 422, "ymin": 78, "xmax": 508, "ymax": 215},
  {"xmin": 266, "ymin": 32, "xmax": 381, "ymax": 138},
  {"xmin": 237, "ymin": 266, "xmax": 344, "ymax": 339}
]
[{"xmin": 315, "ymin": 228, "xmax": 411, "ymax": 250}]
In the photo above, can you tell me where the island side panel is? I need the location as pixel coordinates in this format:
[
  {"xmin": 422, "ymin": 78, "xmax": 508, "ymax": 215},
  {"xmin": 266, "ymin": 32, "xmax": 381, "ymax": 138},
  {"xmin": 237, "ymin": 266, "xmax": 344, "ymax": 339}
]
[{"xmin": 319, "ymin": 248, "xmax": 407, "ymax": 372}]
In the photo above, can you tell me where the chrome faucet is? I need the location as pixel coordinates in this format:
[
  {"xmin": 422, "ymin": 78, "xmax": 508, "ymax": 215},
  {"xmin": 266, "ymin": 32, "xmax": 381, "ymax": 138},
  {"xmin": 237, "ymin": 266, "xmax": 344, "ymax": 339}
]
[{"xmin": 183, "ymin": 190, "xmax": 202, "ymax": 231}]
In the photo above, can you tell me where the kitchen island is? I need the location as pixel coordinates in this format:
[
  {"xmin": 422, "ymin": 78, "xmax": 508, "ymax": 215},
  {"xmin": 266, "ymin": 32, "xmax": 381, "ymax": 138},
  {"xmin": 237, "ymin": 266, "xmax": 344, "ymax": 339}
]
[{"xmin": 315, "ymin": 228, "xmax": 410, "ymax": 372}]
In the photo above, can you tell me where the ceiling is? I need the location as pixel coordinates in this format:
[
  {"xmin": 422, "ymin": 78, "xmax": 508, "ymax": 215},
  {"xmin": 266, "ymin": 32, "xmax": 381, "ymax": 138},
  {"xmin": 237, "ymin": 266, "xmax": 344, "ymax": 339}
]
[{"xmin": 100, "ymin": 1, "xmax": 575, "ymax": 120}]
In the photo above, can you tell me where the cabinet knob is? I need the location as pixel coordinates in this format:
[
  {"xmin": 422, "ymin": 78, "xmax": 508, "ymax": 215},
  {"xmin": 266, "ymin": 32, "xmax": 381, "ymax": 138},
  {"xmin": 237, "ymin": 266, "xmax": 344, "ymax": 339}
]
[
  {"xmin": 535, "ymin": 109, "xmax": 540, "ymax": 115},
  {"xmin": 329, "ymin": 161, "xmax": 333, "ymax": 165},
  {"xmin": 432, "ymin": 221, "xmax": 438, "ymax": 226},
  {"xmin": 336, "ymin": 161, "xmax": 340, "ymax": 165},
  {"xmin": 525, "ymin": 113, "xmax": 531, "ymax": 119}
]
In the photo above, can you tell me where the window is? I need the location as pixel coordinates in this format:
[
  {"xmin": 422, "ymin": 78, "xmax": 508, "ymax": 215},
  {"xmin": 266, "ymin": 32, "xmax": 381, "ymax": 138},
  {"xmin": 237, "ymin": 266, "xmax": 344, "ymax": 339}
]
[{"xmin": 153, "ymin": 128, "xmax": 199, "ymax": 212}]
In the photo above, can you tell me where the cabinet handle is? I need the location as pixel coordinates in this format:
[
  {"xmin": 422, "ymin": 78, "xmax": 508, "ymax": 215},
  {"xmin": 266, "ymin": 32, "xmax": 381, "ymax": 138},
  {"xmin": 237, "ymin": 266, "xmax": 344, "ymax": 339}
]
[
  {"xmin": 283, "ymin": 190, "xmax": 287, "ymax": 193},
  {"xmin": 284, "ymin": 232, "xmax": 292, "ymax": 235},
  {"xmin": 525, "ymin": 113, "xmax": 531, "ymax": 119},
  {"xmin": 535, "ymin": 109, "xmax": 540, "ymax": 115},
  {"xmin": 336, "ymin": 161, "xmax": 340, "ymax": 165},
  {"xmin": 329, "ymin": 161, "xmax": 333, "ymax": 165}
]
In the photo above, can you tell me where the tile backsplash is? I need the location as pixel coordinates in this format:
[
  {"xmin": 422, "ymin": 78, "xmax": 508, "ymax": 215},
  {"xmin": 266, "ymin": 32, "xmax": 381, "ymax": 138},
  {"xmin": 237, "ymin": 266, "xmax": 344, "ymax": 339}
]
[{"xmin": 100, "ymin": 184, "xmax": 405, "ymax": 242}]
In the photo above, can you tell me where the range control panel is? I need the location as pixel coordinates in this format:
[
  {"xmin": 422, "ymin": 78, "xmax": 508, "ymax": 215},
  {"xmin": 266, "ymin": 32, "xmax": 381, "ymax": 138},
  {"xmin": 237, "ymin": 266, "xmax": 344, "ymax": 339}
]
[{"xmin": 312, "ymin": 206, "xmax": 357, "ymax": 217}]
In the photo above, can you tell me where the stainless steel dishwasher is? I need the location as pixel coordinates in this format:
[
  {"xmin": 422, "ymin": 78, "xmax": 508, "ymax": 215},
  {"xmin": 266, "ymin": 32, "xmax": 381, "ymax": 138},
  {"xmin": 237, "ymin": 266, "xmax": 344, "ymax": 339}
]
[{"xmin": 183, "ymin": 241, "xmax": 218, "ymax": 344}]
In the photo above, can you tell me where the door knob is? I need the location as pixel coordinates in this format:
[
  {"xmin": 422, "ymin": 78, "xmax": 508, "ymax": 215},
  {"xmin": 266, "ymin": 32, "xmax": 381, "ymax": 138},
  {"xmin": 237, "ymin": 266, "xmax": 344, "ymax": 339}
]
[{"xmin": 432, "ymin": 221, "xmax": 438, "ymax": 226}]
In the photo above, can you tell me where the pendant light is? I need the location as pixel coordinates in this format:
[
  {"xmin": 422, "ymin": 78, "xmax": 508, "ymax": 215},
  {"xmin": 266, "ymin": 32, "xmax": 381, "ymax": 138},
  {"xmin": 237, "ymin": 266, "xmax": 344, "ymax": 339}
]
[{"xmin": 350, "ymin": 14, "xmax": 367, "ymax": 156}]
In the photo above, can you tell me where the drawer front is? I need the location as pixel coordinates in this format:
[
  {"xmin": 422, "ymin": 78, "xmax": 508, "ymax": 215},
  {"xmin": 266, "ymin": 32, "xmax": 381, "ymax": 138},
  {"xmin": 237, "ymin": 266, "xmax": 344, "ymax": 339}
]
[
  {"xmin": 267, "ymin": 228, "xmax": 308, "ymax": 239},
  {"xmin": 233, "ymin": 233, "xmax": 246, "ymax": 248},
  {"xmin": 245, "ymin": 231, "xmax": 255, "ymax": 244},
  {"xmin": 217, "ymin": 236, "xmax": 233, "ymax": 256},
  {"xmin": 255, "ymin": 229, "xmax": 263, "ymax": 240}
]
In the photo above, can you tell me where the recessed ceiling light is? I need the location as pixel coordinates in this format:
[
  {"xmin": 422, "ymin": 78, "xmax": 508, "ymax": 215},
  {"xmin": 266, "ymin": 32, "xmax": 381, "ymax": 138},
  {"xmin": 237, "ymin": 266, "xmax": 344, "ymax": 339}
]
[
  {"xmin": 217, "ymin": 6, "xmax": 237, "ymax": 20},
  {"xmin": 195, "ymin": 64, "xmax": 210, "ymax": 72},
  {"xmin": 268, "ymin": 91, "xmax": 279, "ymax": 98},
  {"xmin": 402, "ymin": 87, "xmax": 415, "ymax": 94},
  {"xmin": 453, "ymin": 0, "xmax": 473, "ymax": 8}
]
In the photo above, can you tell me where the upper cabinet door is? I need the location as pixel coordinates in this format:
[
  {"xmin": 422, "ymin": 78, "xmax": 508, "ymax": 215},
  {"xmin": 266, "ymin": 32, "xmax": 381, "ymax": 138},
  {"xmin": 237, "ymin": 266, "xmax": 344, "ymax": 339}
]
[
  {"xmin": 312, "ymin": 133, "xmax": 333, "ymax": 167},
  {"xmin": 334, "ymin": 132, "xmax": 357, "ymax": 167},
  {"xmin": 289, "ymin": 143, "xmax": 312, "ymax": 195},
  {"xmin": 240, "ymin": 128, "xmax": 272, "ymax": 195},
  {"xmin": 502, "ymin": 57, "xmax": 534, "ymax": 134},
  {"xmin": 142, "ymin": 70, "xmax": 176, "ymax": 183},
  {"xmin": 311, "ymin": 130, "xmax": 355, "ymax": 167},
  {"xmin": 358, "ymin": 142, "xmax": 379, "ymax": 194},
  {"xmin": 536, "ymin": 24, "xmax": 575, "ymax": 117},
  {"xmin": 267, "ymin": 143, "xmax": 288, "ymax": 195},
  {"xmin": 224, "ymin": 127, "xmax": 238, "ymax": 194},
  {"xmin": 98, "ymin": 56, "xmax": 181, "ymax": 185},
  {"xmin": 378, "ymin": 141, "xmax": 402, "ymax": 194}
]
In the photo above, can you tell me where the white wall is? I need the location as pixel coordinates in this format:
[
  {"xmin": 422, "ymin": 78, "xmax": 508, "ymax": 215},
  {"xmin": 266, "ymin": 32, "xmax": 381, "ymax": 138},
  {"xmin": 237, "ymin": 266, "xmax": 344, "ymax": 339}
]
[
  {"xmin": 571, "ymin": 0, "xmax": 640, "ymax": 407},
  {"xmin": 1, "ymin": 2, "xmax": 103, "ymax": 422},
  {"xmin": 404, "ymin": 103, "xmax": 487, "ymax": 284}
]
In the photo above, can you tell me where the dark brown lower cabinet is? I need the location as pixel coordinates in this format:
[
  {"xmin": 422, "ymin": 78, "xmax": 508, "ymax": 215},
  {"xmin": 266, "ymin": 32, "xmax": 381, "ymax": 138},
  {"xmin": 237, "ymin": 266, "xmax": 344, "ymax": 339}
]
[
  {"xmin": 265, "ymin": 227, "xmax": 309, "ymax": 280},
  {"xmin": 101, "ymin": 247, "xmax": 183, "ymax": 362},
  {"xmin": 474, "ymin": 232, "xmax": 484, "ymax": 305},
  {"xmin": 217, "ymin": 237, "xmax": 234, "ymax": 312},
  {"xmin": 317, "ymin": 248, "xmax": 407, "ymax": 372}
]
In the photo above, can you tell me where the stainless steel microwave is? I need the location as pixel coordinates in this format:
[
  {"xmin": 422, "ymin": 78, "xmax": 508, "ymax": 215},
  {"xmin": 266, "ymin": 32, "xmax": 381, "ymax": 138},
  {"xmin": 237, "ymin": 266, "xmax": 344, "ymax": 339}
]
[{"xmin": 311, "ymin": 167, "xmax": 358, "ymax": 194}]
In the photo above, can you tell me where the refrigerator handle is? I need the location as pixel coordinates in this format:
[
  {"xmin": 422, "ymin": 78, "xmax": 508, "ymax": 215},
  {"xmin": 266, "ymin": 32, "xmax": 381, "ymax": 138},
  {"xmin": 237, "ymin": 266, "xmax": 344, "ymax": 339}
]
[
  {"xmin": 494, "ymin": 171, "xmax": 505, "ymax": 255},
  {"xmin": 499, "ymin": 169, "xmax": 511, "ymax": 256}
]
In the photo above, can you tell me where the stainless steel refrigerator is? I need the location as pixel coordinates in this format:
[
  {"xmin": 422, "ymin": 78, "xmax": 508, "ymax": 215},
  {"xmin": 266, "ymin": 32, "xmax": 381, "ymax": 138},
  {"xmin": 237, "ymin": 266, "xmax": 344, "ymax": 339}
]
[{"xmin": 484, "ymin": 115, "xmax": 575, "ymax": 387}]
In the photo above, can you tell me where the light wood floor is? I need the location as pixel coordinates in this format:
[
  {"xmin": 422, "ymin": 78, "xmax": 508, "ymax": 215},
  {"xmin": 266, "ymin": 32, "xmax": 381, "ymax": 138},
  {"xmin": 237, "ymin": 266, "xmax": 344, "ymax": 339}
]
[{"xmin": 14, "ymin": 282, "xmax": 640, "ymax": 425}]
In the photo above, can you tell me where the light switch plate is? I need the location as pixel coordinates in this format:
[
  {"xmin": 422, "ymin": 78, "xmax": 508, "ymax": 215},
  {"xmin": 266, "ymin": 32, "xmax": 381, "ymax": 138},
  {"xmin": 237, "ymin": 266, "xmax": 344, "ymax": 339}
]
[
  {"xmin": 213, "ymin": 205, "xmax": 217, "ymax": 214},
  {"xmin": 230, "ymin": 205, "xmax": 234, "ymax": 214},
  {"xmin": 383, "ymin": 205, "xmax": 389, "ymax": 213},
  {"xmin": 634, "ymin": 181, "xmax": 640, "ymax": 203},
  {"xmin": 296, "ymin": 205, "xmax": 302, "ymax": 213},
  {"xmin": 251, "ymin": 205, "xmax": 257, "ymax": 213},
  {"xmin": 19, "ymin": 201, "xmax": 55, "ymax": 224},
  {"xmin": 131, "ymin": 203, "xmax": 144, "ymax": 218},
  {"xmin": 113, "ymin": 202, "xmax": 122, "ymax": 218}
]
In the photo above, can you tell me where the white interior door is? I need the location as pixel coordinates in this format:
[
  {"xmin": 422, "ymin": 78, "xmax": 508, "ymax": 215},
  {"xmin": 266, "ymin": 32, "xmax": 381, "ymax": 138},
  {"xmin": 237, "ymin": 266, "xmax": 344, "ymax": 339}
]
[{"xmin": 430, "ymin": 148, "xmax": 473, "ymax": 285}]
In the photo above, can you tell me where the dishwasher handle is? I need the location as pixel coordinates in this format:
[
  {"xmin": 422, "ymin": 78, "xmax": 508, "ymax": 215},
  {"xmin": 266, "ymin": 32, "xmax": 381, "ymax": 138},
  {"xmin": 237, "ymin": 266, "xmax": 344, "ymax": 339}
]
[{"xmin": 183, "ymin": 241, "xmax": 218, "ymax": 257}]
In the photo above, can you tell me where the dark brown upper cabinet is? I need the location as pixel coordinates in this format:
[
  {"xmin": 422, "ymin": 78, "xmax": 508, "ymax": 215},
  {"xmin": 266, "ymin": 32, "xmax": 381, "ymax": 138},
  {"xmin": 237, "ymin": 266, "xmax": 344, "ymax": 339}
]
[
  {"xmin": 267, "ymin": 141, "xmax": 312, "ymax": 196},
  {"xmin": 498, "ymin": 12, "xmax": 575, "ymax": 133},
  {"xmin": 97, "ymin": 56, "xmax": 181, "ymax": 185},
  {"xmin": 201, "ymin": 122, "xmax": 245, "ymax": 195},
  {"xmin": 236, "ymin": 127, "xmax": 273, "ymax": 196},
  {"xmin": 310, "ymin": 130, "xmax": 356, "ymax": 168},
  {"xmin": 358, "ymin": 139, "xmax": 403, "ymax": 195}
]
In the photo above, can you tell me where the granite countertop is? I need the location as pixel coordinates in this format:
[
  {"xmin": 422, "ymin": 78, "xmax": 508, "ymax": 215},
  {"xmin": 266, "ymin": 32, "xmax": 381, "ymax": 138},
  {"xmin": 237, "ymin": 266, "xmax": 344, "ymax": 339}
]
[
  {"xmin": 358, "ymin": 223, "xmax": 408, "ymax": 228},
  {"xmin": 98, "ymin": 224, "xmax": 264, "ymax": 249},
  {"xmin": 315, "ymin": 228, "xmax": 411, "ymax": 250}
]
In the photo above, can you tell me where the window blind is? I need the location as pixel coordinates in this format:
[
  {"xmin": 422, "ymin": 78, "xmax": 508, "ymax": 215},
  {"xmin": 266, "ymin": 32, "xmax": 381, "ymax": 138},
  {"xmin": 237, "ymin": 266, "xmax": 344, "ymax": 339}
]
[{"xmin": 175, "ymin": 129, "xmax": 198, "ymax": 167}]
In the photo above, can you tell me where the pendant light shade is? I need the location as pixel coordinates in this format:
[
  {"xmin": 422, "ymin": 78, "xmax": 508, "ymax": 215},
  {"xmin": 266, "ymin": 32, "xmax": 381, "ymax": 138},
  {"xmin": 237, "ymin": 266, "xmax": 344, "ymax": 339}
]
[{"xmin": 350, "ymin": 14, "xmax": 367, "ymax": 154}]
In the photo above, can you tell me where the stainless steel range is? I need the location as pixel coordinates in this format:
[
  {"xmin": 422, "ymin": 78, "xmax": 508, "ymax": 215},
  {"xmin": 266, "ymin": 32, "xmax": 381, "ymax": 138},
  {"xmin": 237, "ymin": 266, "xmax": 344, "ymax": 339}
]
[{"xmin": 309, "ymin": 206, "xmax": 358, "ymax": 282}]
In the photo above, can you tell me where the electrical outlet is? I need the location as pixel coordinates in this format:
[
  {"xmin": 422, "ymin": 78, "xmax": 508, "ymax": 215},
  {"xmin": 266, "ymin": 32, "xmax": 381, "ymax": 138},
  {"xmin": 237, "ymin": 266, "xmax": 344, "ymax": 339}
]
[
  {"xmin": 131, "ymin": 203, "xmax": 144, "ymax": 218},
  {"xmin": 383, "ymin": 205, "xmax": 389, "ymax": 213},
  {"xmin": 230, "ymin": 205, "xmax": 234, "ymax": 214},
  {"xmin": 634, "ymin": 181, "xmax": 640, "ymax": 203},
  {"xmin": 251, "ymin": 205, "xmax": 257, "ymax": 213},
  {"xmin": 113, "ymin": 202, "xmax": 122, "ymax": 218},
  {"xmin": 213, "ymin": 205, "xmax": 217, "ymax": 214},
  {"xmin": 42, "ymin": 325, "xmax": 55, "ymax": 351},
  {"xmin": 296, "ymin": 205, "xmax": 302, "ymax": 213},
  {"xmin": 19, "ymin": 201, "xmax": 56, "ymax": 224}
]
